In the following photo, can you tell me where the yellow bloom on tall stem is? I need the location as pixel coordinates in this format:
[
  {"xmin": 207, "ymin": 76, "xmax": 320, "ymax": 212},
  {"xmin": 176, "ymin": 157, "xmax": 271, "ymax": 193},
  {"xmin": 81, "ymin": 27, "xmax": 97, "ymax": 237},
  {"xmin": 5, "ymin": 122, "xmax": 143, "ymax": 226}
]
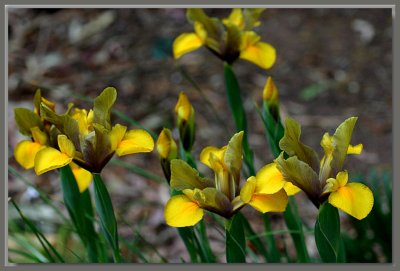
[
  {"xmin": 13, "ymin": 90, "xmax": 93, "ymax": 192},
  {"xmin": 173, "ymin": 8, "xmax": 276, "ymax": 69},
  {"xmin": 175, "ymin": 92, "xmax": 195, "ymax": 152},
  {"xmin": 34, "ymin": 87, "xmax": 154, "ymax": 175},
  {"xmin": 164, "ymin": 131, "xmax": 289, "ymax": 227},
  {"xmin": 275, "ymin": 116, "xmax": 374, "ymax": 220}
]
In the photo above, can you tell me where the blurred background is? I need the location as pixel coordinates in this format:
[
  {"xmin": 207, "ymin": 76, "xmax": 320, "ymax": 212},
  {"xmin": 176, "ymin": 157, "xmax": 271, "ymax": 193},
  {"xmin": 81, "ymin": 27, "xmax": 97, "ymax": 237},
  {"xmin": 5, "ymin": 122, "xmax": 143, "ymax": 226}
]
[{"xmin": 7, "ymin": 8, "xmax": 392, "ymax": 263}]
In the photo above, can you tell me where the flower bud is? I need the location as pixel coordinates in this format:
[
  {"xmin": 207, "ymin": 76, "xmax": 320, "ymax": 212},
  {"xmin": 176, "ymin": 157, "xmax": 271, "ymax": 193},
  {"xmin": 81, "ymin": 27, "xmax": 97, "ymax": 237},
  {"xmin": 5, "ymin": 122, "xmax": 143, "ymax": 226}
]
[
  {"xmin": 156, "ymin": 128, "xmax": 178, "ymax": 182},
  {"xmin": 174, "ymin": 92, "xmax": 195, "ymax": 152}
]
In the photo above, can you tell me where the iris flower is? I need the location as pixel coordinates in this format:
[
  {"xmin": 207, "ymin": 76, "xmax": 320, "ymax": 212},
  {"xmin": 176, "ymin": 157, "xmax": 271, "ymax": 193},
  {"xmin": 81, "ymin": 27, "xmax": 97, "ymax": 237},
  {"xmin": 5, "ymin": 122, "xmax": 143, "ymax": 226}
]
[
  {"xmin": 13, "ymin": 90, "xmax": 92, "ymax": 192},
  {"xmin": 164, "ymin": 131, "xmax": 288, "ymax": 227},
  {"xmin": 275, "ymin": 116, "xmax": 373, "ymax": 220},
  {"xmin": 173, "ymin": 8, "xmax": 276, "ymax": 69},
  {"xmin": 30, "ymin": 87, "xmax": 154, "ymax": 178},
  {"xmin": 175, "ymin": 92, "xmax": 195, "ymax": 151}
]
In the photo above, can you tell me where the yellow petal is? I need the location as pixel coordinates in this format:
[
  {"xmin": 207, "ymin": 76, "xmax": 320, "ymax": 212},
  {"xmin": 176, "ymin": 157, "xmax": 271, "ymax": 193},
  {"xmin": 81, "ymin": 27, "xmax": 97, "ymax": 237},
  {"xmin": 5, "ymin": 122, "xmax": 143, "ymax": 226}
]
[
  {"xmin": 336, "ymin": 170, "xmax": 349, "ymax": 187},
  {"xmin": 240, "ymin": 176, "xmax": 256, "ymax": 203},
  {"xmin": 116, "ymin": 129, "xmax": 154, "ymax": 156},
  {"xmin": 240, "ymin": 41, "xmax": 276, "ymax": 69},
  {"xmin": 328, "ymin": 182, "xmax": 374, "ymax": 220},
  {"xmin": 14, "ymin": 140, "xmax": 44, "ymax": 169},
  {"xmin": 223, "ymin": 8, "xmax": 244, "ymax": 29},
  {"xmin": 263, "ymin": 77, "xmax": 279, "ymax": 103},
  {"xmin": 248, "ymin": 189, "xmax": 288, "ymax": 213},
  {"xmin": 34, "ymin": 147, "xmax": 72, "ymax": 175},
  {"xmin": 70, "ymin": 163, "xmax": 92, "ymax": 193},
  {"xmin": 173, "ymin": 32, "xmax": 203, "ymax": 59},
  {"xmin": 200, "ymin": 146, "xmax": 226, "ymax": 169},
  {"xmin": 109, "ymin": 124, "xmax": 127, "ymax": 151},
  {"xmin": 283, "ymin": 181, "xmax": 301, "ymax": 196},
  {"xmin": 31, "ymin": 127, "xmax": 48, "ymax": 145},
  {"xmin": 255, "ymin": 163, "xmax": 285, "ymax": 194},
  {"xmin": 164, "ymin": 195, "xmax": 204, "ymax": 227},
  {"xmin": 347, "ymin": 143, "xmax": 363, "ymax": 155},
  {"xmin": 58, "ymin": 135, "xmax": 76, "ymax": 157}
]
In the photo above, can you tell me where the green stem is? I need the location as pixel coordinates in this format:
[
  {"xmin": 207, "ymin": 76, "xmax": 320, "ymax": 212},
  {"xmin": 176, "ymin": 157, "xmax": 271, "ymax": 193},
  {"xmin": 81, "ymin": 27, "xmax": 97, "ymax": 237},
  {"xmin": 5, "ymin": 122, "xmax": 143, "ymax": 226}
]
[{"xmin": 93, "ymin": 173, "xmax": 122, "ymax": 263}]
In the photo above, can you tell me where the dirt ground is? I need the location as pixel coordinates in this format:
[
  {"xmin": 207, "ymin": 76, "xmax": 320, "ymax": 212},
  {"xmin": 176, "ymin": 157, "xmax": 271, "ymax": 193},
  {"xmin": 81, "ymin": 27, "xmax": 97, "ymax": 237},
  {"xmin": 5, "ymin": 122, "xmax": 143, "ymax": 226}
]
[{"xmin": 7, "ymin": 8, "xmax": 392, "ymax": 263}]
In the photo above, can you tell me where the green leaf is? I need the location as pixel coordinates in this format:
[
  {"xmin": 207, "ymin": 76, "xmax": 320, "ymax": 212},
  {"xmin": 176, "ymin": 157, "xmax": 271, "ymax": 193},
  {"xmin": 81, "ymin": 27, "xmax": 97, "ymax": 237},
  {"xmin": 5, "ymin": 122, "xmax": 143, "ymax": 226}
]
[
  {"xmin": 314, "ymin": 202, "xmax": 345, "ymax": 262},
  {"xmin": 239, "ymin": 212, "xmax": 269, "ymax": 261},
  {"xmin": 262, "ymin": 214, "xmax": 281, "ymax": 262},
  {"xmin": 330, "ymin": 117, "xmax": 358, "ymax": 176},
  {"xmin": 93, "ymin": 87, "xmax": 117, "ymax": 130},
  {"xmin": 279, "ymin": 117, "xmax": 320, "ymax": 172},
  {"xmin": 224, "ymin": 63, "xmax": 255, "ymax": 176},
  {"xmin": 170, "ymin": 159, "xmax": 213, "ymax": 191},
  {"xmin": 275, "ymin": 153, "xmax": 321, "ymax": 207},
  {"xmin": 14, "ymin": 108, "xmax": 43, "ymax": 136},
  {"xmin": 283, "ymin": 198, "xmax": 310, "ymax": 262},
  {"xmin": 194, "ymin": 219, "xmax": 216, "ymax": 262},
  {"xmin": 225, "ymin": 214, "xmax": 246, "ymax": 263},
  {"xmin": 93, "ymin": 173, "xmax": 122, "ymax": 263},
  {"xmin": 60, "ymin": 166, "xmax": 100, "ymax": 262}
]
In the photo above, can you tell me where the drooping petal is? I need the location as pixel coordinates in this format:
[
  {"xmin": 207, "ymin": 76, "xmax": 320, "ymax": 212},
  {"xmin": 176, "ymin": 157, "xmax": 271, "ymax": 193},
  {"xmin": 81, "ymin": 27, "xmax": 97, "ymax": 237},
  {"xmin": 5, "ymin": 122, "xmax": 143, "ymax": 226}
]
[
  {"xmin": 164, "ymin": 194, "xmax": 204, "ymax": 227},
  {"xmin": 248, "ymin": 189, "xmax": 288, "ymax": 213},
  {"xmin": 173, "ymin": 32, "xmax": 203, "ymax": 59},
  {"xmin": 255, "ymin": 163, "xmax": 285, "ymax": 194},
  {"xmin": 283, "ymin": 181, "xmax": 301, "ymax": 196},
  {"xmin": 193, "ymin": 187, "xmax": 233, "ymax": 217},
  {"xmin": 34, "ymin": 147, "xmax": 72, "ymax": 175},
  {"xmin": 200, "ymin": 146, "xmax": 226, "ymax": 169},
  {"xmin": 170, "ymin": 159, "xmax": 213, "ymax": 190},
  {"xmin": 115, "ymin": 129, "xmax": 154, "ymax": 156},
  {"xmin": 14, "ymin": 140, "xmax": 44, "ymax": 169},
  {"xmin": 109, "ymin": 124, "xmax": 127, "ymax": 151},
  {"xmin": 240, "ymin": 41, "xmax": 276, "ymax": 69},
  {"xmin": 58, "ymin": 135, "xmax": 76, "ymax": 157},
  {"xmin": 328, "ymin": 182, "xmax": 374, "ymax": 220},
  {"xmin": 70, "ymin": 163, "xmax": 92, "ymax": 193}
]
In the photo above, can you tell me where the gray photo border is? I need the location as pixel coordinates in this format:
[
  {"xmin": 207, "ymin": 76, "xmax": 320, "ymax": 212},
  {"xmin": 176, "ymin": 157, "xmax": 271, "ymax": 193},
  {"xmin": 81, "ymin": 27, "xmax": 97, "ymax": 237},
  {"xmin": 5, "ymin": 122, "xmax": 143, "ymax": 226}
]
[{"xmin": 2, "ymin": 0, "xmax": 398, "ymax": 271}]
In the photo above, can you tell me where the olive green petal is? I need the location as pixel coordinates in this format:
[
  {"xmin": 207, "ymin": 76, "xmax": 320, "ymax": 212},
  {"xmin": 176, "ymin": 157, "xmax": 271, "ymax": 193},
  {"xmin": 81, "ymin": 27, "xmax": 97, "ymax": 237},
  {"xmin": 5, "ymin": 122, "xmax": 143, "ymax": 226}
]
[
  {"xmin": 330, "ymin": 117, "xmax": 358, "ymax": 176},
  {"xmin": 14, "ymin": 108, "xmax": 43, "ymax": 136},
  {"xmin": 194, "ymin": 187, "xmax": 233, "ymax": 218},
  {"xmin": 224, "ymin": 131, "xmax": 243, "ymax": 178},
  {"xmin": 275, "ymin": 153, "xmax": 321, "ymax": 205},
  {"xmin": 93, "ymin": 87, "xmax": 117, "ymax": 130},
  {"xmin": 279, "ymin": 117, "xmax": 320, "ymax": 172},
  {"xmin": 170, "ymin": 159, "xmax": 213, "ymax": 191}
]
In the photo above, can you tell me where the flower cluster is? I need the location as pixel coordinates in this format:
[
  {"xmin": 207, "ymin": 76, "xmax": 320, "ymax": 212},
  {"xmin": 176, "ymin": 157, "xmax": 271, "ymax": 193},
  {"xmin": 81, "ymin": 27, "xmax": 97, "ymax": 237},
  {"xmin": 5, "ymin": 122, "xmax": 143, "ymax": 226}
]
[
  {"xmin": 164, "ymin": 131, "xmax": 289, "ymax": 227},
  {"xmin": 275, "ymin": 117, "xmax": 373, "ymax": 220},
  {"xmin": 173, "ymin": 8, "xmax": 276, "ymax": 69},
  {"xmin": 14, "ymin": 88, "xmax": 154, "ymax": 192}
]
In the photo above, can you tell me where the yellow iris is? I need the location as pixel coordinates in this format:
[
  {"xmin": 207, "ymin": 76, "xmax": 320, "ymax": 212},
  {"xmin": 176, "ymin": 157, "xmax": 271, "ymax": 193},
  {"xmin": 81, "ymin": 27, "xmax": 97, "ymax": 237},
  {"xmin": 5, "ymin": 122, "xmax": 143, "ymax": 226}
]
[
  {"xmin": 164, "ymin": 131, "xmax": 289, "ymax": 227},
  {"xmin": 275, "ymin": 116, "xmax": 374, "ymax": 220},
  {"xmin": 173, "ymin": 8, "xmax": 276, "ymax": 69}
]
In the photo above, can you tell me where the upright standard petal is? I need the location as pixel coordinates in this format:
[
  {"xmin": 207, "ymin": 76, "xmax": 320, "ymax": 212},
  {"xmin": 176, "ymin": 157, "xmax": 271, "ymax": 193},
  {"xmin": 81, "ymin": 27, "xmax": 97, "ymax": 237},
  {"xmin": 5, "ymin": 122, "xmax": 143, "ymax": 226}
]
[
  {"xmin": 328, "ymin": 182, "xmax": 374, "ymax": 220},
  {"xmin": 240, "ymin": 41, "xmax": 276, "ymax": 69},
  {"xmin": 255, "ymin": 163, "xmax": 285, "ymax": 194},
  {"xmin": 14, "ymin": 141, "xmax": 44, "ymax": 169},
  {"xmin": 164, "ymin": 194, "xmax": 204, "ymax": 227},
  {"xmin": 173, "ymin": 32, "xmax": 203, "ymax": 59},
  {"xmin": 34, "ymin": 147, "xmax": 73, "ymax": 175},
  {"xmin": 200, "ymin": 146, "xmax": 227, "ymax": 169},
  {"xmin": 115, "ymin": 129, "xmax": 154, "ymax": 156}
]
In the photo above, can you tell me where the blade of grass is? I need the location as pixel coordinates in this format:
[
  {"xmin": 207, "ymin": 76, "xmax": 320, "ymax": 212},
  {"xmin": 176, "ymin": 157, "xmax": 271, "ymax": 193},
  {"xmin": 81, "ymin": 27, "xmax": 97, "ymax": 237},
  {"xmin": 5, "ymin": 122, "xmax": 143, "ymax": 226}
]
[
  {"xmin": 109, "ymin": 159, "xmax": 165, "ymax": 184},
  {"xmin": 10, "ymin": 198, "xmax": 65, "ymax": 263}
]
